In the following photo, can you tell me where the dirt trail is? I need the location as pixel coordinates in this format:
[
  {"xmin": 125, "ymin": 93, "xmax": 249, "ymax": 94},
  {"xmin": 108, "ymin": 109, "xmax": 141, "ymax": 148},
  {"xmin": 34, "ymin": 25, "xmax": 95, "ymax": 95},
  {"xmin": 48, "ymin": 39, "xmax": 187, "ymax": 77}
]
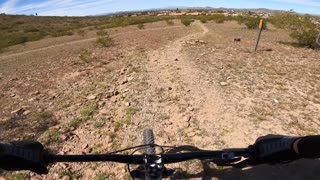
[
  {"xmin": 143, "ymin": 21, "xmax": 222, "ymax": 147},
  {"xmin": 0, "ymin": 26, "xmax": 182, "ymax": 60},
  {"xmin": 142, "ymin": 21, "xmax": 252, "ymax": 149}
]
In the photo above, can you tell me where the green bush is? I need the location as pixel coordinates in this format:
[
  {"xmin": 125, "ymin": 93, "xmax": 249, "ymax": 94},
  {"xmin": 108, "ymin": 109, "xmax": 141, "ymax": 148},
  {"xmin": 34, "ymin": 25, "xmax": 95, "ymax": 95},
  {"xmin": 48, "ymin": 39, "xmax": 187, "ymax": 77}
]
[
  {"xmin": 215, "ymin": 18, "xmax": 225, "ymax": 24},
  {"xmin": 290, "ymin": 27, "xmax": 320, "ymax": 49},
  {"xmin": 96, "ymin": 30, "xmax": 109, "ymax": 36},
  {"xmin": 242, "ymin": 18, "xmax": 267, "ymax": 29},
  {"xmin": 181, "ymin": 19, "xmax": 194, "ymax": 26},
  {"xmin": 96, "ymin": 36, "xmax": 114, "ymax": 47},
  {"xmin": 77, "ymin": 30, "xmax": 86, "ymax": 36},
  {"xmin": 137, "ymin": 23, "xmax": 145, "ymax": 29},
  {"xmin": 24, "ymin": 27, "xmax": 40, "ymax": 33},
  {"xmin": 79, "ymin": 49, "xmax": 92, "ymax": 63},
  {"xmin": 200, "ymin": 18, "xmax": 208, "ymax": 23},
  {"xmin": 270, "ymin": 12, "xmax": 303, "ymax": 29},
  {"xmin": 166, "ymin": 20, "xmax": 174, "ymax": 25}
]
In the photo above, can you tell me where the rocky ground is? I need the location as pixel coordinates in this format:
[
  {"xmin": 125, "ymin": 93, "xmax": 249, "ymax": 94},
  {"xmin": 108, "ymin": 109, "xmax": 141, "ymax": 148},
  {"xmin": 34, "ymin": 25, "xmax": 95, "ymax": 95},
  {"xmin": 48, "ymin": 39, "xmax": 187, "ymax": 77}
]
[{"xmin": 1, "ymin": 20, "xmax": 320, "ymax": 180}]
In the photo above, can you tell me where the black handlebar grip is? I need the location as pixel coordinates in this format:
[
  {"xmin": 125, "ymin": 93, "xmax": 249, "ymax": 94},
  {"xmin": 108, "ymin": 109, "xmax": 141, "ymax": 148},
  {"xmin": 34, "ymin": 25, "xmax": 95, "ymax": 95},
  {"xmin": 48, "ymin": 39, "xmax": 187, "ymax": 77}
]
[{"xmin": 298, "ymin": 135, "xmax": 320, "ymax": 158}]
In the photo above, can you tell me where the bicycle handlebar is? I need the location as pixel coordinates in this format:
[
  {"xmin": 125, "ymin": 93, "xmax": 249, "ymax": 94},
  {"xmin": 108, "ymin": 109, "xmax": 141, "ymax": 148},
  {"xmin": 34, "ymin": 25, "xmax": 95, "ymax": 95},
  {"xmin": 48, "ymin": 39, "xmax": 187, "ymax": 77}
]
[{"xmin": 45, "ymin": 148, "xmax": 251, "ymax": 164}]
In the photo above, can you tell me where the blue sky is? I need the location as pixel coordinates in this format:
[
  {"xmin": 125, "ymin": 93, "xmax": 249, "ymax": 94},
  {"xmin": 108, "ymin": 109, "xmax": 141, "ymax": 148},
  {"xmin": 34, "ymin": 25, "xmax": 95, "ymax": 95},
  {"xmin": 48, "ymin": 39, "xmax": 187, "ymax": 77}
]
[{"xmin": 1, "ymin": 0, "xmax": 320, "ymax": 16}]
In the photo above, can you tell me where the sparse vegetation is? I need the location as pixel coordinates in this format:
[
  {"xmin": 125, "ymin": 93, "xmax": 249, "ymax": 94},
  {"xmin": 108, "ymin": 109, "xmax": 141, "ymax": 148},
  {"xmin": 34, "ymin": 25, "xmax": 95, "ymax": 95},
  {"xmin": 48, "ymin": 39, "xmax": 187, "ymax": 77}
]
[
  {"xmin": 125, "ymin": 107, "xmax": 140, "ymax": 116},
  {"xmin": 114, "ymin": 117, "xmax": 131, "ymax": 132},
  {"xmin": 96, "ymin": 36, "xmax": 114, "ymax": 47},
  {"xmin": 181, "ymin": 19, "xmax": 194, "ymax": 26},
  {"xmin": 290, "ymin": 28, "xmax": 320, "ymax": 49},
  {"xmin": 236, "ymin": 16, "xmax": 267, "ymax": 29},
  {"xmin": 96, "ymin": 30, "xmax": 109, "ymax": 36},
  {"xmin": 137, "ymin": 23, "xmax": 145, "ymax": 29},
  {"xmin": 200, "ymin": 18, "xmax": 208, "ymax": 23},
  {"xmin": 69, "ymin": 118, "xmax": 84, "ymax": 129},
  {"xmin": 80, "ymin": 106, "xmax": 96, "ymax": 119},
  {"xmin": 77, "ymin": 30, "xmax": 86, "ymax": 36},
  {"xmin": 95, "ymin": 172, "xmax": 111, "ymax": 180},
  {"xmin": 7, "ymin": 174, "xmax": 26, "ymax": 180},
  {"xmin": 38, "ymin": 129, "xmax": 62, "ymax": 145},
  {"xmin": 166, "ymin": 20, "xmax": 175, "ymax": 25},
  {"xmin": 79, "ymin": 49, "xmax": 92, "ymax": 63},
  {"xmin": 59, "ymin": 170, "xmax": 82, "ymax": 180},
  {"xmin": 93, "ymin": 119, "xmax": 106, "ymax": 128},
  {"xmin": 270, "ymin": 12, "xmax": 320, "ymax": 49}
]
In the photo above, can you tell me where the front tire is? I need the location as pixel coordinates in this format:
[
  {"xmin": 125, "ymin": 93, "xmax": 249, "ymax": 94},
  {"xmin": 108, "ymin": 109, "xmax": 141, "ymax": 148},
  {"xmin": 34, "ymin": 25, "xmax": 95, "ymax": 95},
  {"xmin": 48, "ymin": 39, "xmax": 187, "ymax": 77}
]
[{"xmin": 143, "ymin": 129, "xmax": 156, "ymax": 155}]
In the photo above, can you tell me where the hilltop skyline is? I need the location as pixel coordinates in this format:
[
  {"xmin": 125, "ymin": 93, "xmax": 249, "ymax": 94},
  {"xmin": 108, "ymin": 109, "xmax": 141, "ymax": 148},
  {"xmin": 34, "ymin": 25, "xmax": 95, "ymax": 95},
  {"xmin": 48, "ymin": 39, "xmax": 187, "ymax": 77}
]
[{"xmin": 1, "ymin": 0, "xmax": 320, "ymax": 16}]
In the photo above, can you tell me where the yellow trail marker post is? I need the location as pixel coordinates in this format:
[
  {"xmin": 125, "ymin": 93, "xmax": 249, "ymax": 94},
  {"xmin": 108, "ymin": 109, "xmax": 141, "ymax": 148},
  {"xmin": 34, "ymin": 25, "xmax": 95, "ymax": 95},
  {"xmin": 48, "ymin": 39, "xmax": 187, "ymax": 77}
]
[{"xmin": 255, "ymin": 19, "xmax": 264, "ymax": 51}]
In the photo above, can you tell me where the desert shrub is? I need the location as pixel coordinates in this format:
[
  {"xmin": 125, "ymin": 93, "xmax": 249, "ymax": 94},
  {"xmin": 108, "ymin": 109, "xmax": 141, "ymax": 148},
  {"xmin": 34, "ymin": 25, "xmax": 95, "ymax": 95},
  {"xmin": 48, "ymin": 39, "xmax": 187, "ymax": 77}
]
[
  {"xmin": 181, "ymin": 19, "xmax": 194, "ymax": 26},
  {"xmin": 96, "ymin": 30, "xmax": 109, "ymax": 36},
  {"xmin": 200, "ymin": 18, "xmax": 208, "ymax": 23},
  {"xmin": 239, "ymin": 17, "xmax": 267, "ymax": 29},
  {"xmin": 166, "ymin": 20, "xmax": 174, "ymax": 25},
  {"xmin": 290, "ymin": 27, "xmax": 320, "ymax": 49},
  {"xmin": 23, "ymin": 27, "xmax": 40, "ymax": 33},
  {"xmin": 77, "ymin": 30, "xmax": 86, "ymax": 36},
  {"xmin": 270, "ymin": 12, "xmax": 302, "ymax": 29},
  {"xmin": 215, "ymin": 18, "xmax": 225, "ymax": 24},
  {"xmin": 96, "ymin": 36, "xmax": 114, "ymax": 47},
  {"xmin": 137, "ymin": 23, "xmax": 145, "ymax": 29},
  {"xmin": 51, "ymin": 29, "xmax": 73, "ymax": 37},
  {"xmin": 271, "ymin": 12, "xmax": 320, "ymax": 49},
  {"xmin": 79, "ymin": 49, "xmax": 92, "ymax": 63}
]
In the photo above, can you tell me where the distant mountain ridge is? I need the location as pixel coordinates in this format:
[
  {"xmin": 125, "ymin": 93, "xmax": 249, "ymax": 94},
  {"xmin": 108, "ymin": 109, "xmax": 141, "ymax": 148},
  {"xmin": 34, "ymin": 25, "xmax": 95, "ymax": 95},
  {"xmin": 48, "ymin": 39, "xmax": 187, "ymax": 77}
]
[{"xmin": 98, "ymin": 6, "xmax": 286, "ymax": 16}]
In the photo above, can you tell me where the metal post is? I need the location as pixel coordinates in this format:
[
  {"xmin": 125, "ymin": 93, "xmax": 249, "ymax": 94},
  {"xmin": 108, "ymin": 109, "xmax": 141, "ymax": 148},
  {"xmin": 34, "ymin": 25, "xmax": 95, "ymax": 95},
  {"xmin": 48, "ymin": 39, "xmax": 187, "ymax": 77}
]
[{"xmin": 254, "ymin": 19, "xmax": 263, "ymax": 51}]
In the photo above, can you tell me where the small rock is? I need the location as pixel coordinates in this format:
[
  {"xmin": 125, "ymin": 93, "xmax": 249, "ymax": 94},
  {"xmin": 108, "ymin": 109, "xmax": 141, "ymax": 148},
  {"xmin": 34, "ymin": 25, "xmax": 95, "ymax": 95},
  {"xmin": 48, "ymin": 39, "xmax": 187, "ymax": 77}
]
[
  {"xmin": 29, "ymin": 91, "xmax": 40, "ymax": 96},
  {"xmin": 120, "ymin": 68, "xmax": 127, "ymax": 75},
  {"xmin": 60, "ymin": 163, "xmax": 68, "ymax": 169},
  {"xmin": 113, "ymin": 90, "xmax": 120, "ymax": 96},
  {"xmin": 220, "ymin": 82, "xmax": 228, "ymax": 86},
  {"xmin": 168, "ymin": 87, "xmax": 173, "ymax": 91},
  {"xmin": 125, "ymin": 102, "xmax": 131, "ymax": 106},
  {"xmin": 11, "ymin": 108, "xmax": 24, "ymax": 115},
  {"xmin": 184, "ymin": 116, "xmax": 192, "ymax": 122},
  {"xmin": 188, "ymin": 132, "xmax": 196, "ymax": 137},
  {"xmin": 82, "ymin": 144, "xmax": 89, "ymax": 149},
  {"xmin": 85, "ymin": 148, "xmax": 92, "ymax": 154},
  {"xmin": 99, "ymin": 109, "xmax": 109, "ymax": 116},
  {"xmin": 28, "ymin": 97, "xmax": 38, "ymax": 102},
  {"xmin": 61, "ymin": 176, "xmax": 71, "ymax": 180},
  {"xmin": 273, "ymin": 99, "xmax": 279, "ymax": 104},
  {"xmin": 98, "ymin": 101, "xmax": 105, "ymax": 107},
  {"xmin": 60, "ymin": 134, "xmax": 68, "ymax": 141},
  {"xmin": 175, "ymin": 58, "xmax": 179, "ymax": 61},
  {"xmin": 123, "ymin": 89, "xmax": 129, "ymax": 93},
  {"xmin": 22, "ymin": 110, "xmax": 31, "ymax": 116},
  {"xmin": 87, "ymin": 95, "xmax": 97, "ymax": 100},
  {"xmin": 10, "ymin": 94, "xmax": 16, "ymax": 97},
  {"xmin": 118, "ymin": 77, "xmax": 128, "ymax": 85},
  {"xmin": 127, "ymin": 77, "xmax": 134, "ymax": 82},
  {"xmin": 110, "ymin": 96, "xmax": 118, "ymax": 103}
]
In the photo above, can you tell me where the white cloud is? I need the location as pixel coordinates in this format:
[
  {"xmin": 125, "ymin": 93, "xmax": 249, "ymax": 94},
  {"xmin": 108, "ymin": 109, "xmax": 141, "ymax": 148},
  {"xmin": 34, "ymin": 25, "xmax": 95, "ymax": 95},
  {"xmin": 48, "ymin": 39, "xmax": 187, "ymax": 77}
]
[
  {"xmin": 41, "ymin": 0, "xmax": 115, "ymax": 16},
  {"xmin": 5, "ymin": 0, "xmax": 115, "ymax": 16},
  {"xmin": 0, "ymin": 0, "xmax": 19, "ymax": 13},
  {"xmin": 8, "ymin": 0, "xmax": 74, "ymax": 13}
]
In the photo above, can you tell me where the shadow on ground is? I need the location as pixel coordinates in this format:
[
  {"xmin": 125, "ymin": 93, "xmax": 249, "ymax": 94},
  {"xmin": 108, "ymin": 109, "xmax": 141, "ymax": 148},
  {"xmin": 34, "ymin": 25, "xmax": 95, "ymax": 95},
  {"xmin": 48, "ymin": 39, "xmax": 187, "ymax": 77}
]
[
  {"xmin": 171, "ymin": 159, "xmax": 320, "ymax": 180},
  {"xmin": 0, "ymin": 111, "xmax": 57, "ymax": 141}
]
